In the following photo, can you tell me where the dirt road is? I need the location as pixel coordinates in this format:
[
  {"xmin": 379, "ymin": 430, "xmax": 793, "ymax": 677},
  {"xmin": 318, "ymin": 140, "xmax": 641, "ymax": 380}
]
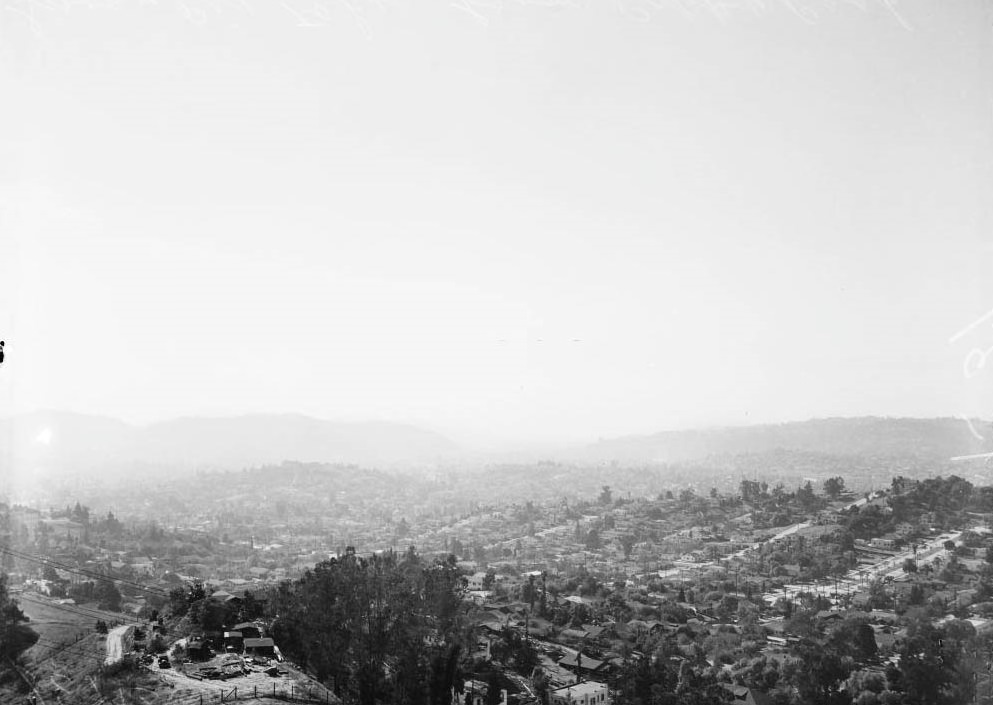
[{"xmin": 105, "ymin": 624, "xmax": 135, "ymax": 665}]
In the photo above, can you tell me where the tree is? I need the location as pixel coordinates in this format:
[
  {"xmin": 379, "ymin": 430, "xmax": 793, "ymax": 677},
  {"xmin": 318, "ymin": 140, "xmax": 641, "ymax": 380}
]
[
  {"xmin": 797, "ymin": 481, "xmax": 818, "ymax": 509},
  {"xmin": 0, "ymin": 573, "xmax": 39, "ymax": 664},
  {"xmin": 792, "ymin": 636, "xmax": 855, "ymax": 705},
  {"xmin": 823, "ymin": 477, "xmax": 845, "ymax": 499},
  {"xmin": 268, "ymin": 549, "xmax": 469, "ymax": 705},
  {"xmin": 95, "ymin": 580, "xmax": 123, "ymax": 612},
  {"xmin": 599, "ymin": 485, "xmax": 612, "ymax": 505},
  {"xmin": 168, "ymin": 586, "xmax": 189, "ymax": 617},
  {"xmin": 484, "ymin": 670, "xmax": 503, "ymax": 705},
  {"xmin": 187, "ymin": 581, "xmax": 207, "ymax": 603},
  {"xmin": 619, "ymin": 535, "xmax": 636, "ymax": 560},
  {"xmin": 902, "ymin": 558, "xmax": 918, "ymax": 574},
  {"xmin": 894, "ymin": 620, "xmax": 963, "ymax": 705},
  {"xmin": 585, "ymin": 529, "xmax": 601, "ymax": 551},
  {"xmin": 740, "ymin": 480, "xmax": 763, "ymax": 503}
]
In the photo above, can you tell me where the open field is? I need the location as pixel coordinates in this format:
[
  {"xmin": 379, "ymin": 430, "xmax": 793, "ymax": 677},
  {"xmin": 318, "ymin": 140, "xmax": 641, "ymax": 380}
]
[{"xmin": 0, "ymin": 592, "xmax": 137, "ymax": 705}]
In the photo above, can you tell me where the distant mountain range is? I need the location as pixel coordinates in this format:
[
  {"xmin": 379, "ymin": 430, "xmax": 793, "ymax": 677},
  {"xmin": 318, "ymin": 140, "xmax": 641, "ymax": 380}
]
[
  {"xmin": 0, "ymin": 411, "xmax": 461, "ymax": 479},
  {"xmin": 2, "ymin": 413, "xmax": 989, "ymax": 485},
  {"xmin": 576, "ymin": 416, "xmax": 993, "ymax": 463}
]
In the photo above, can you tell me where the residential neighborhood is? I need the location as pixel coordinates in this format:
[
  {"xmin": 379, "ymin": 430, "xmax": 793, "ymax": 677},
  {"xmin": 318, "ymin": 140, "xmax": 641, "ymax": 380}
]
[{"xmin": 3, "ymin": 462, "xmax": 993, "ymax": 704}]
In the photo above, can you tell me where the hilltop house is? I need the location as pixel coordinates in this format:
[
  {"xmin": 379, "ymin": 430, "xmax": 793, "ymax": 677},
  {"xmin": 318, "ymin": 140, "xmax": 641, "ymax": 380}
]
[
  {"xmin": 243, "ymin": 637, "xmax": 275, "ymax": 657},
  {"xmin": 549, "ymin": 681, "xmax": 611, "ymax": 705}
]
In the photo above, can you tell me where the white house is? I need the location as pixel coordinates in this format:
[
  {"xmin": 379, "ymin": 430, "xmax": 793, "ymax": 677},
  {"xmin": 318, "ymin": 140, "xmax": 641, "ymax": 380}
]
[
  {"xmin": 550, "ymin": 681, "xmax": 611, "ymax": 705},
  {"xmin": 466, "ymin": 571, "xmax": 488, "ymax": 591}
]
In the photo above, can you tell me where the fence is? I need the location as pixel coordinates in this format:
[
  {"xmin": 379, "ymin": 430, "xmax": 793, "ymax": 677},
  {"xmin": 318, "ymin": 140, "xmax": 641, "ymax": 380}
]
[{"xmin": 196, "ymin": 683, "xmax": 336, "ymax": 704}]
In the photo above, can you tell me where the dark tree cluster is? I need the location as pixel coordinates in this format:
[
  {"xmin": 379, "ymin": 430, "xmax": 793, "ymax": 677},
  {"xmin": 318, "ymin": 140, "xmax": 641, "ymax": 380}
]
[
  {"xmin": 0, "ymin": 573, "xmax": 38, "ymax": 679},
  {"xmin": 267, "ymin": 548, "xmax": 470, "ymax": 705}
]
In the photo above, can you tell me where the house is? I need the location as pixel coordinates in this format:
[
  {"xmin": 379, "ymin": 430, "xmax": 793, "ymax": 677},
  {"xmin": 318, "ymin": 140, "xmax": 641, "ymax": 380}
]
[
  {"xmin": 210, "ymin": 590, "xmax": 241, "ymax": 604},
  {"xmin": 467, "ymin": 572, "xmax": 489, "ymax": 591},
  {"xmin": 626, "ymin": 620, "xmax": 665, "ymax": 638},
  {"xmin": 10, "ymin": 507, "xmax": 42, "ymax": 541},
  {"xmin": 243, "ymin": 637, "xmax": 275, "ymax": 657},
  {"xmin": 462, "ymin": 680, "xmax": 507, "ymax": 705},
  {"xmin": 130, "ymin": 558, "xmax": 155, "ymax": 577},
  {"xmin": 549, "ymin": 681, "xmax": 611, "ymax": 705},
  {"xmin": 232, "ymin": 622, "xmax": 263, "ymax": 640},
  {"xmin": 186, "ymin": 637, "xmax": 211, "ymax": 661},
  {"xmin": 223, "ymin": 631, "xmax": 244, "ymax": 651},
  {"xmin": 557, "ymin": 652, "xmax": 608, "ymax": 677},
  {"xmin": 721, "ymin": 683, "xmax": 772, "ymax": 705},
  {"xmin": 582, "ymin": 624, "xmax": 607, "ymax": 641}
]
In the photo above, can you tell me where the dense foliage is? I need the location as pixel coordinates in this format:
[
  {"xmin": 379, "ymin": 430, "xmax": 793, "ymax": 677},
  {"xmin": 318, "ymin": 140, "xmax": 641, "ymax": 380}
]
[
  {"xmin": 0, "ymin": 573, "xmax": 38, "ymax": 678},
  {"xmin": 267, "ymin": 548, "xmax": 470, "ymax": 705}
]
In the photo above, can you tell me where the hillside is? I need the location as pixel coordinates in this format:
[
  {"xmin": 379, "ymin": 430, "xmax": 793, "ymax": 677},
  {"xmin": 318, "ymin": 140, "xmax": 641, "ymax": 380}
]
[
  {"xmin": 574, "ymin": 416, "xmax": 993, "ymax": 464},
  {"xmin": 0, "ymin": 411, "xmax": 460, "ymax": 485}
]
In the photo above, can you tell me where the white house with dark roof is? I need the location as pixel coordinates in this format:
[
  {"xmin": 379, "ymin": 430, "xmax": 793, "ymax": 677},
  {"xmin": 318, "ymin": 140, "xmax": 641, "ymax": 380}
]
[{"xmin": 549, "ymin": 681, "xmax": 610, "ymax": 705}]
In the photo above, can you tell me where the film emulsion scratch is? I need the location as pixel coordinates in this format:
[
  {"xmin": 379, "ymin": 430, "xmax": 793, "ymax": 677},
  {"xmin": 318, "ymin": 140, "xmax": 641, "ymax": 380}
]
[
  {"xmin": 950, "ymin": 308, "xmax": 993, "ymax": 461},
  {"xmin": 1, "ymin": 1, "xmax": 990, "ymax": 704},
  {"xmin": 1, "ymin": 0, "xmax": 916, "ymax": 34}
]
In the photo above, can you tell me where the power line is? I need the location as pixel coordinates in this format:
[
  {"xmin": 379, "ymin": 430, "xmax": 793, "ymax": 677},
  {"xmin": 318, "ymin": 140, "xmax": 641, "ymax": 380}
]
[
  {"xmin": 1, "ymin": 545, "xmax": 173, "ymax": 598},
  {"xmin": 19, "ymin": 593, "xmax": 136, "ymax": 625},
  {"xmin": 31, "ymin": 636, "xmax": 109, "ymax": 668}
]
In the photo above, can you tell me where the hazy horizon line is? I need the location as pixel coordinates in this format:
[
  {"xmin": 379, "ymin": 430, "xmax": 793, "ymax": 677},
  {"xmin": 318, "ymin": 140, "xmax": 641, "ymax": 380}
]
[{"xmin": 3, "ymin": 407, "xmax": 986, "ymax": 450}]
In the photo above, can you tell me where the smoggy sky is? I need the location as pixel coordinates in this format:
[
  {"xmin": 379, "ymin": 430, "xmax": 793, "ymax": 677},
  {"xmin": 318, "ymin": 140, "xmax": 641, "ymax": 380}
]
[{"xmin": 1, "ymin": 0, "xmax": 992, "ymax": 446}]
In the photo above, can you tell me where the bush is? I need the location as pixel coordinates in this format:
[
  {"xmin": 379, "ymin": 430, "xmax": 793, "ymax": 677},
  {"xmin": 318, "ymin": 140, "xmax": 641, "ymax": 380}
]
[
  {"xmin": 95, "ymin": 620, "xmax": 108, "ymax": 634},
  {"xmin": 148, "ymin": 634, "xmax": 167, "ymax": 654},
  {"xmin": 100, "ymin": 654, "xmax": 141, "ymax": 679},
  {"xmin": 97, "ymin": 655, "xmax": 141, "ymax": 698}
]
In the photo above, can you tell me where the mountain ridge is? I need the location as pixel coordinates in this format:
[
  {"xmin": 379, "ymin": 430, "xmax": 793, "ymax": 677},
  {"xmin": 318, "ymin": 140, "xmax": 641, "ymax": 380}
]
[
  {"xmin": 575, "ymin": 415, "xmax": 993, "ymax": 463},
  {"xmin": 3, "ymin": 413, "xmax": 990, "ymax": 485},
  {"xmin": 0, "ymin": 411, "xmax": 461, "ymax": 481}
]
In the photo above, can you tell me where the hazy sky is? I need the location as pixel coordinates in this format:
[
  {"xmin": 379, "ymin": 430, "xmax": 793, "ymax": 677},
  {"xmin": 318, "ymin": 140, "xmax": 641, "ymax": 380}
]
[{"xmin": 1, "ymin": 0, "xmax": 992, "ymax": 445}]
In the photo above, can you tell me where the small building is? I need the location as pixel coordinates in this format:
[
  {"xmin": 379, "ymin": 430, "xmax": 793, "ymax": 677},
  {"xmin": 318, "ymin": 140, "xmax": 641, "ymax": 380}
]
[
  {"xmin": 721, "ymin": 683, "xmax": 772, "ymax": 705},
  {"xmin": 557, "ymin": 652, "xmax": 608, "ymax": 678},
  {"xmin": 232, "ymin": 622, "xmax": 263, "ymax": 640},
  {"xmin": 462, "ymin": 680, "xmax": 507, "ymax": 705},
  {"xmin": 244, "ymin": 637, "xmax": 275, "ymax": 657},
  {"xmin": 210, "ymin": 590, "xmax": 241, "ymax": 604},
  {"xmin": 187, "ymin": 637, "xmax": 211, "ymax": 661},
  {"xmin": 223, "ymin": 631, "xmax": 244, "ymax": 651},
  {"xmin": 549, "ymin": 681, "xmax": 611, "ymax": 705},
  {"xmin": 467, "ymin": 572, "xmax": 489, "ymax": 591}
]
